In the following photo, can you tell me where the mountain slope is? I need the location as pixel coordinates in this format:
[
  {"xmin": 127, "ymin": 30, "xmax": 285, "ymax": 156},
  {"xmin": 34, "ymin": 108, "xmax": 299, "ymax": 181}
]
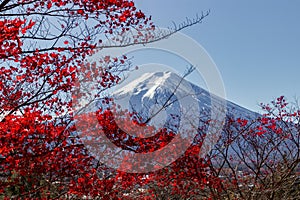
[{"xmin": 112, "ymin": 71, "xmax": 259, "ymax": 126}]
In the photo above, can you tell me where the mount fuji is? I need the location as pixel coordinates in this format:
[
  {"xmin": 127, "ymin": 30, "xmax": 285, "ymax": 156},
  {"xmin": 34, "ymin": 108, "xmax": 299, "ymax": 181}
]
[{"xmin": 110, "ymin": 71, "xmax": 259, "ymax": 131}]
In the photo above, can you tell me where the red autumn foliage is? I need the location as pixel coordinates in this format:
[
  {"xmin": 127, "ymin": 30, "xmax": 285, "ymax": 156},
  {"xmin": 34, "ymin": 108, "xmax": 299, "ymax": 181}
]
[
  {"xmin": 1, "ymin": 0, "xmax": 300, "ymax": 199},
  {"xmin": 0, "ymin": 0, "xmax": 157, "ymax": 198}
]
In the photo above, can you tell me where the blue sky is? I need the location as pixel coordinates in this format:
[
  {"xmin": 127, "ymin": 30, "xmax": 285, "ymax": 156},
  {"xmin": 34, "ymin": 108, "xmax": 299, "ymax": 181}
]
[{"xmin": 134, "ymin": 0, "xmax": 300, "ymax": 112}]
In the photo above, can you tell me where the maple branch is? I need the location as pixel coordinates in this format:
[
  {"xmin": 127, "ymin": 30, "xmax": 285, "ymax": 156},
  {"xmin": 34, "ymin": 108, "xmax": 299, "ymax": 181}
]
[{"xmin": 0, "ymin": 0, "xmax": 10, "ymax": 11}]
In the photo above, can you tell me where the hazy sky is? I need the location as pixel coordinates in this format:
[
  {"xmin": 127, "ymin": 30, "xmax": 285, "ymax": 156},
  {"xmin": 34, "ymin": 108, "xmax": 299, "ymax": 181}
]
[{"xmin": 134, "ymin": 0, "xmax": 300, "ymax": 112}]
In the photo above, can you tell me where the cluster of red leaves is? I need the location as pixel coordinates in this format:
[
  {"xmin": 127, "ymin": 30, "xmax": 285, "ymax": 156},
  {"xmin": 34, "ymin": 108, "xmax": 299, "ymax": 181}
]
[
  {"xmin": 251, "ymin": 96, "xmax": 291, "ymax": 136},
  {"xmin": 0, "ymin": 111, "xmax": 86, "ymax": 195},
  {"xmin": 235, "ymin": 96, "xmax": 292, "ymax": 137},
  {"xmin": 0, "ymin": 111, "xmax": 123, "ymax": 198},
  {"xmin": 95, "ymin": 109, "xmax": 176, "ymax": 153},
  {"xmin": 0, "ymin": 19, "xmax": 34, "ymax": 60},
  {"xmin": 23, "ymin": 0, "xmax": 151, "ymax": 34},
  {"xmin": 69, "ymin": 99, "xmax": 225, "ymax": 199},
  {"xmin": 216, "ymin": 96, "xmax": 300, "ymax": 199},
  {"xmin": 111, "ymin": 145, "xmax": 223, "ymax": 199},
  {"xmin": 0, "ymin": 0, "xmax": 155, "ymax": 198}
]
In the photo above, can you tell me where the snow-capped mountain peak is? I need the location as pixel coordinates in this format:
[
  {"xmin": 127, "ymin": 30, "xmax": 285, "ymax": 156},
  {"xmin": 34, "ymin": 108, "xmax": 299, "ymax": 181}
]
[
  {"xmin": 112, "ymin": 70, "xmax": 258, "ymax": 123},
  {"xmin": 114, "ymin": 71, "xmax": 194, "ymax": 98}
]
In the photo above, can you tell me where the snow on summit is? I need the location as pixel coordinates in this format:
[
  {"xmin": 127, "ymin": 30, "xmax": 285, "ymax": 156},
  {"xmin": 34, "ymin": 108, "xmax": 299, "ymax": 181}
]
[
  {"xmin": 113, "ymin": 71, "xmax": 194, "ymax": 97},
  {"xmin": 112, "ymin": 70, "xmax": 259, "ymax": 122}
]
